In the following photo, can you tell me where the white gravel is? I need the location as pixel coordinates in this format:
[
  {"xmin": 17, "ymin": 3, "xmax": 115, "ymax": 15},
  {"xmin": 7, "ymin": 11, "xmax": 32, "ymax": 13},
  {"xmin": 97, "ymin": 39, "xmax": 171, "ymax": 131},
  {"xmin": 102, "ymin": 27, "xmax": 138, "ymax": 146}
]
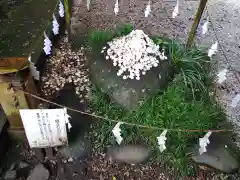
[{"xmin": 40, "ymin": 35, "xmax": 91, "ymax": 103}]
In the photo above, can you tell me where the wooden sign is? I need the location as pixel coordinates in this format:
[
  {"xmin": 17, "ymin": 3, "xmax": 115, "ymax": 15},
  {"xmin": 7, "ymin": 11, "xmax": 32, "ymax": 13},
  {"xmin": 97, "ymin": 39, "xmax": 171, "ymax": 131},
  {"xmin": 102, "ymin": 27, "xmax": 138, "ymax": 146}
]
[{"xmin": 20, "ymin": 109, "xmax": 69, "ymax": 148}]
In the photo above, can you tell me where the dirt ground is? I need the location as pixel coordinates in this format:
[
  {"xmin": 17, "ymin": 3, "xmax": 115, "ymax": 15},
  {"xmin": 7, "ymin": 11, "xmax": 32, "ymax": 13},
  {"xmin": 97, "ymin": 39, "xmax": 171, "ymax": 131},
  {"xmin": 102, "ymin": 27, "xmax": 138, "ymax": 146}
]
[{"xmin": 1, "ymin": 143, "xmax": 229, "ymax": 180}]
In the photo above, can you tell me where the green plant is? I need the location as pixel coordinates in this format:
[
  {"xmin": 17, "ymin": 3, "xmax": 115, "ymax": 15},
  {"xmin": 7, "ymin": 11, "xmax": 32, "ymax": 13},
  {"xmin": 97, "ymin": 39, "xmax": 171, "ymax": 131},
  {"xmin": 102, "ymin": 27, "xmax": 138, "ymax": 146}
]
[
  {"xmin": 87, "ymin": 23, "xmax": 134, "ymax": 52},
  {"xmin": 168, "ymin": 40, "xmax": 211, "ymax": 98},
  {"xmin": 89, "ymin": 81, "xmax": 225, "ymax": 177},
  {"xmin": 88, "ymin": 30, "xmax": 113, "ymax": 52},
  {"xmin": 152, "ymin": 36, "xmax": 170, "ymax": 50},
  {"xmin": 115, "ymin": 23, "xmax": 133, "ymax": 36}
]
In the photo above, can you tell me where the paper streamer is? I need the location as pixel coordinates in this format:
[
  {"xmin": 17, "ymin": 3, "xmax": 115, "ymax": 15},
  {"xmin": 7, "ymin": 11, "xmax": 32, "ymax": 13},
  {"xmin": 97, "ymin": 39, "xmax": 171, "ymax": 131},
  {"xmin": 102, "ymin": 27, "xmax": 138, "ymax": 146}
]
[
  {"xmin": 64, "ymin": 108, "xmax": 72, "ymax": 131},
  {"xmin": 217, "ymin": 69, "xmax": 227, "ymax": 84},
  {"xmin": 114, "ymin": 0, "xmax": 119, "ymax": 15},
  {"xmin": 87, "ymin": 0, "xmax": 90, "ymax": 11},
  {"xmin": 157, "ymin": 130, "xmax": 168, "ymax": 152},
  {"xmin": 52, "ymin": 14, "xmax": 60, "ymax": 35},
  {"xmin": 208, "ymin": 41, "xmax": 218, "ymax": 57},
  {"xmin": 112, "ymin": 122, "xmax": 123, "ymax": 145},
  {"xmin": 172, "ymin": 0, "xmax": 179, "ymax": 18},
  {"xmin": 231, "ymin": 94, "xmax": 240, "ymax": 108},
  {"xmin": 144, "ymin": 0, "xmax": 151, "ymax": 18},
  {"xmin": 202, "ymin": 21, "xmax": 209, "ymax": 35},
  {"xmin": 43, "ymin": 32, "xmax": 52, "ymax": 55},
  {"xmin": 199, "ymin": 131, "xmax": 212, "ymax": 155},
  {"xmin": 28, "ymin": 54, "xmax": 40, "ymax": 80},
  {"xmin": 59, "ymin": 0, "xmax": 65, "ymax": 18}
]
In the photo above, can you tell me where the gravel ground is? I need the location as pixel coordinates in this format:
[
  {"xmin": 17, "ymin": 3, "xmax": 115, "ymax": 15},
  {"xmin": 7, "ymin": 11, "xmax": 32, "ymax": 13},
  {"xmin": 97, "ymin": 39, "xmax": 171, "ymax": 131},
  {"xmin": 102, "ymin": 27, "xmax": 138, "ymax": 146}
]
[
  {"xmin": 4, "ymin": 145, "xmax": 230, "ymax": 180},
  {"xmin": 40, "ymin": 35, "xmax": 91, "ymax": 103}
]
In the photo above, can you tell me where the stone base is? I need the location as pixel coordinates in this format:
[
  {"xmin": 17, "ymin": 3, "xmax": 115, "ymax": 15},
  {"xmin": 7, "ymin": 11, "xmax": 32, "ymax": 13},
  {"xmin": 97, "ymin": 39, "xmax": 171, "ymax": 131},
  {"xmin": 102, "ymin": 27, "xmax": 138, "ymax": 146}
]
[{"xmin": 89, "ymin": 52, "xmax": 173, "ymax": 110}]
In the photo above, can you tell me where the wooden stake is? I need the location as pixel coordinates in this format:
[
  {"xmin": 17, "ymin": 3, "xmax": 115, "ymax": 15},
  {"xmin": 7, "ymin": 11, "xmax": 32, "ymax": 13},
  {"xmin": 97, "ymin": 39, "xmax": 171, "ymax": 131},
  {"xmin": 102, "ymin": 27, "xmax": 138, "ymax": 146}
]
[{"xmin": 186, "ymin": 0, "xmax": 208, "ymax": 47}]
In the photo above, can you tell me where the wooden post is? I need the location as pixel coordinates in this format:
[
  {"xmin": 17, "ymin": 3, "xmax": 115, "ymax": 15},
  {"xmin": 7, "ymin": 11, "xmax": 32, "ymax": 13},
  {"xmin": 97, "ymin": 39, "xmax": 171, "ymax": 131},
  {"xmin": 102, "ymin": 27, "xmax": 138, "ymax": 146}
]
[
  {"xmin": 186, "ymin": 0, "xmax": 208, "ymax": 47},
  {"xmin": 64, "ymin": 0, "xmax": 72, "ymax": 42},
  {"xmin": 0, "ymin": 74, "xmax": 40, "ymax": 141}
]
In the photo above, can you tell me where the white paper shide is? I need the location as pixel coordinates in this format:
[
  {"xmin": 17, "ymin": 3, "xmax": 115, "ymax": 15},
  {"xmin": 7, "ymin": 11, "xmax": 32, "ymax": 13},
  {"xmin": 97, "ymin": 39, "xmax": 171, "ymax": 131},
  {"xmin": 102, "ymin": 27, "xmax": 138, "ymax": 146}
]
[
  {"xmin": 59, "ymin": 0, "xmax": 64, "ymax": 18},
  {"xmin": 64, "ymin": 108, "xmax": 72, "ymax": 131},
  {"xmin": 87, "ymin": 0, "xmax": 90, "ymax": 11},
  {"xmin": 20, "ymin": 108, "xmax": 70, "ymax": 148},
  {"xmin": 28, "ymin": 54, "xmax": 40, "ymax": 81},
  {"xmin": 208, "ymin": 42, "xmax": 218, "ymax": 57},
  {"xmin": 172, "ymin": 0, "xmax": 179, "ymax": 18},
  {"xmin": 202, "ymin": 21, "xmax": 209, "ymax": 35},
  {"xmin": 43, "ymin": 32, "xmax": 52, "ymax": 55},
  {"xmin": 112, "ymin": 122, "xmax": 123, "ymax": 145},
  {"xmin": 52, "ymin": 14, "xmax": 60, "ymax": 35},
  {"xmin": 199, "ymin": 131, "xmax": 212, "ymax": 155},
  {"xmin": 144, "ymin": 0, "xmax": 151, "ymax": 18},
  {"xmin": 217, "ymin": 69, "xmax": 227, "ymax": 84},
  {"xmin": 231, "ymin": 94, "xmax": 240, "ymax": 108},
  {"xmin": 114, "ymin": 0, "xmax": 119, "ymax": 15},
  {"xmin": 157, "ymin": 129, "xmax": 168, "ymax": 152}
]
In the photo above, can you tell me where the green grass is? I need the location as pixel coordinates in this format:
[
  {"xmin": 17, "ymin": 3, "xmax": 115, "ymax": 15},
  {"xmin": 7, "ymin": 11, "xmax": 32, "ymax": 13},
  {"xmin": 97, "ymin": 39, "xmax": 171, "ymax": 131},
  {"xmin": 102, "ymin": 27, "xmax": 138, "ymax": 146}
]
[
  {"xmin": 87, "ymin": 23, "xmax": 133, "ymax": 52},
  {"xmin": 87, "ymin": 23, "xmax": 226, "ymax": 177},
  {"xmin": 89, "ymin": 81, "xmax": 224, "ymax": 177}
]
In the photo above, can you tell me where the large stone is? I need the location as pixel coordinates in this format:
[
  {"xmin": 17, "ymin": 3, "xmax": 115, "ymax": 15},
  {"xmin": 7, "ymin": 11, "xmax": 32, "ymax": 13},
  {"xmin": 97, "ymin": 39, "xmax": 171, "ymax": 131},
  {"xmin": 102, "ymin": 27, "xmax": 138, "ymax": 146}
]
[
  {"xmin": 89, "ymin": 52, "xmax": 173, "ymax": 110},
  {"xmin": 191, "ymin": 133, "xmax": 239, "ymax": 173},
  {"xmin": 27, "ymin": 164, "xmax": 49, "ymax": 180}
]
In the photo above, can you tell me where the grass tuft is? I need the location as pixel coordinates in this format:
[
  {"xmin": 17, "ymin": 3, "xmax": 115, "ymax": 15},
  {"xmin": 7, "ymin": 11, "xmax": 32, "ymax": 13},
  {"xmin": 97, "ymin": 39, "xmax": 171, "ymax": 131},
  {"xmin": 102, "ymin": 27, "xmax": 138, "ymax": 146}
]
[
  {"xmin": 154, "ymin": 38, "xmax": 212, "ymax": 99},
  {"xmin": 87, "ymin": 23, "xmax": 133, "ymax": 52}
]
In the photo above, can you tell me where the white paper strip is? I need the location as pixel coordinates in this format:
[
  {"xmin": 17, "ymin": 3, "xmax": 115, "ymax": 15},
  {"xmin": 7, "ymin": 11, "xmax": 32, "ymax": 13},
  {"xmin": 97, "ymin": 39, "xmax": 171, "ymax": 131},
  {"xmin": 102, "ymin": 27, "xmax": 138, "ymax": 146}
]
[
  {"xmin": 231, "ymin": 94, "xmax": 240, "ymax": 107},
  {"xmin": 157, "ymin": 129, "xmax": 167, "ymax": 152},
  {"xmin": 144, "ymin": 0, "xmax": 151, "ymax": 18},
  {"xmin": 52, "ymin": 14, "xmax": 60, "ymax": 35},
  {"xmin": 202, "ymin": 21, "xmax": 209, "ymax": 35},
  {"xmin": 28, "ymin": 54, "xmax": 40, "ymax": 80},
  {"xmin": 112, "ymin": 122, "xmax": 123, "ymax": 145},
  {"xmin": 199, "ymin": 131, "xmax": 212, "ymax": 155},
  {"xmin": 208, "ymin": 41, "xmax": 218, "ymax": 57},
  {"xmin": 20, "ymin": 109, "xmax": 68, "ymax": 148},
  {"xmin": 114, "ymin": 0, "xmax": 119, "ymax": 15},
  {"xmin": 64, "ymin": 108, "xmax": 72, "ymax": 131},
  {"xmin": 59, "ymin": 0, "xmax": 65, "ymax": 18},
  {"xmin": 217, "ymin": 69, "xmax": 227, "ymax": 84},
  {"xmin": 172, "ymin": 0, "xmax": 179, "ymax": 18},
  {"xmin": 43, "ymin": 32, "xmax": 52, "ymax": 55},
  {"xmin": 87, "ymin": 0, "xmax": 90, "ymax": 11}
]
